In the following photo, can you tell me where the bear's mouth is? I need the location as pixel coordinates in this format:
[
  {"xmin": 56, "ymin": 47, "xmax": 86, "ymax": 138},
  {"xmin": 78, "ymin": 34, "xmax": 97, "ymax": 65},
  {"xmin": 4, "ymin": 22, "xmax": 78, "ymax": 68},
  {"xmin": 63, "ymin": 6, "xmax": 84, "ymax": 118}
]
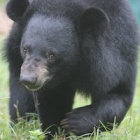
[
  {"xmin": 24, "ymin": 85, "xmax": 42, "ymax": 92},
  {"xmin": 22, "ymin": 75, "xmax": 53, "ymax": 92}
]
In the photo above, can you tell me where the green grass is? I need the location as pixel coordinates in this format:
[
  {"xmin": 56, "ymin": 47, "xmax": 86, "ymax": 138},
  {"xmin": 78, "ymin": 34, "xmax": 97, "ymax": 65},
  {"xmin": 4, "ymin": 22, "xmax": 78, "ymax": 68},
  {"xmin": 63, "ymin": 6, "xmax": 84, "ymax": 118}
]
[{"xmin": 0, "ymin": 35, "xmax": 140, "ymax": 140}]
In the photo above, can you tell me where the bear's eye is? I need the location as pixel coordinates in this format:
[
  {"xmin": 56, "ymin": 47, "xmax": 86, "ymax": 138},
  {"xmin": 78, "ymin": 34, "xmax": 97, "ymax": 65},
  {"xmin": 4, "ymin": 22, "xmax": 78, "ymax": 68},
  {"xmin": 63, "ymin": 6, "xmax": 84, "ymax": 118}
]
[
  {"xmin": 23, "ymin": 47, "xmax": 28, "ymax": 54},
  {"xmin": 46, "ymin": 53, "xmax": 55, "ymax": 60},
  {"xmin": 48, "ymin": 54, "xmax": 55, "ymax": 60}
]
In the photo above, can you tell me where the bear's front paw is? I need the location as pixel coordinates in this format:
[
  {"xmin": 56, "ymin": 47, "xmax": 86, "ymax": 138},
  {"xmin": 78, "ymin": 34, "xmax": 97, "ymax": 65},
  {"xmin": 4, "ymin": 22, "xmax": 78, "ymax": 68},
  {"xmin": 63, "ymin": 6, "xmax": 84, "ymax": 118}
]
[
  {"xmin": 61, "ymin": 110, "xmax": 80, "ymax": 135},
  {"xmin": 60, "ymin": 107, "xmax": 94, "ymax": 136}
]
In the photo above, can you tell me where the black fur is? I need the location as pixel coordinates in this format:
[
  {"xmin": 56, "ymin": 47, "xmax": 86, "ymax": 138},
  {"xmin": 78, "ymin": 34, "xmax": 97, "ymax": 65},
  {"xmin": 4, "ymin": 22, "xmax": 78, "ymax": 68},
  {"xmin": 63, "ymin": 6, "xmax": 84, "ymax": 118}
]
[{"xmin": 5, "ymin": 0, "xmax": 139, "ymax": 138}]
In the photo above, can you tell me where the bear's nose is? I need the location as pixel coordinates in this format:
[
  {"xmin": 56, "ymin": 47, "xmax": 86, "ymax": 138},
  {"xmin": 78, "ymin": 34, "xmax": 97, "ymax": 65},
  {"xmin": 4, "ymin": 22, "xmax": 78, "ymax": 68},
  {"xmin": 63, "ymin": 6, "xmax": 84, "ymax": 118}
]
[{"xmin": 20, "ymin": 75, "xmax": 37, "ymax": 87}]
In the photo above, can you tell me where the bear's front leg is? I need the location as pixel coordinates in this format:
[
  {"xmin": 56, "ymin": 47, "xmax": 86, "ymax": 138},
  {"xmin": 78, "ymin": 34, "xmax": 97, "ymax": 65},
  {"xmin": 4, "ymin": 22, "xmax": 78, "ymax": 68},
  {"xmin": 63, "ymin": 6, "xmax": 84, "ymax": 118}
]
[
  {"xmin": 34, "ymin": 87, "xmax": 75, "ymax": 139},
  {"xmin": 61, "ymin": 93, "xmax": 132, "ymax": 136}
]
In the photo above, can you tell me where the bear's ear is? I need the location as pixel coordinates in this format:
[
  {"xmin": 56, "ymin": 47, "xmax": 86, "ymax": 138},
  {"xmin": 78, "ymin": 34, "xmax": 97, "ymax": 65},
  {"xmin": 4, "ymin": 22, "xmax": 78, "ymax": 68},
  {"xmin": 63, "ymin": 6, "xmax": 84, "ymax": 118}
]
[
  {"xmin": 81, "ymin": 7, "xmax": 109, "ymax": 36},
  {"xmin": 6, "ymin": 0, "xmax": 29, "ymax": 22}
]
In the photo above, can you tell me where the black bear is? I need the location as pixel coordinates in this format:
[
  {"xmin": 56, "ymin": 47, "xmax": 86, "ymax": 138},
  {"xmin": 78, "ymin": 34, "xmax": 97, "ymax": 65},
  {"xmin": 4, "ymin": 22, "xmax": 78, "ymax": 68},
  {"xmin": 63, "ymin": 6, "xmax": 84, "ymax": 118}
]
[{"xmin": 5, "ymin": 0, "xmax": 139, "ymax": 138}]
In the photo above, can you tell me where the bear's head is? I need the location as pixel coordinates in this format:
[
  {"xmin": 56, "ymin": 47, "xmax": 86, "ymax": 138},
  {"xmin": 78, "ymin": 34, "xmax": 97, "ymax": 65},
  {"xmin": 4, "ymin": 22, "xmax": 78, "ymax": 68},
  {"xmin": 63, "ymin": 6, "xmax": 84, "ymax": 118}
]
[
  {"xmin": 20, "ymin": 15, "xmax": 79, "ymax": 91},
  {"xmin": 6, "ymin": 0, "xmax": 109, "ymax": 91}
]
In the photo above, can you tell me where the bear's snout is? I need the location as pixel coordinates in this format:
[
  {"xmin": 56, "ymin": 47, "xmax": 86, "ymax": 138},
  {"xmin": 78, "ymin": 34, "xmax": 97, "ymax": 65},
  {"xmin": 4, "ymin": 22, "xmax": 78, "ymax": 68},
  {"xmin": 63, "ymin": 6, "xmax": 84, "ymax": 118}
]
[
  {"xmin": 20, "ymin": 73, "xmax": 37, "ymax": 87},
  {"xmin": 20, "ymin": 59, "xmax": 51, "ymax": 91},
  {"xmin": 20, "ymin": 70, "xmax": 40, "ymax": 91}
]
